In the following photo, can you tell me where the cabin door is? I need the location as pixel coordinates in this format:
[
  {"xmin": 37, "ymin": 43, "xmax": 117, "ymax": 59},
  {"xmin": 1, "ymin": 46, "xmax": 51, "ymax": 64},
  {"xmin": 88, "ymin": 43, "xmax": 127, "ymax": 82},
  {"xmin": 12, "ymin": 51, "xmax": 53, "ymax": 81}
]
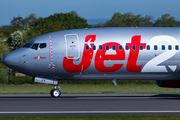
[{"xmin": 65, "ymin": 34, "xmax": 80, "ymax": 60}]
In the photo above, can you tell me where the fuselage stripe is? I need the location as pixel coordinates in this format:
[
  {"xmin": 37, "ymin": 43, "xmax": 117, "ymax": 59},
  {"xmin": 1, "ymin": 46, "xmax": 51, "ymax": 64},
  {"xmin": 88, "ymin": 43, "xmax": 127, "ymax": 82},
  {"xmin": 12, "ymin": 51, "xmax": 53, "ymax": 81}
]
[{"xmin": 49, "ymin": 35, "xmax": 55, "ymax": 68}]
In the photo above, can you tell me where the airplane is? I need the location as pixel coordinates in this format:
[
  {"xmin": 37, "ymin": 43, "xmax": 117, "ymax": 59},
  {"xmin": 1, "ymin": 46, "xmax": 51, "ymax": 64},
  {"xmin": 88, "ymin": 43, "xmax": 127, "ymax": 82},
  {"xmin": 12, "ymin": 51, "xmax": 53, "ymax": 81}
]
[{"xmin": 2, "ymin": 27, "xmax": 180, "ymax": 98}]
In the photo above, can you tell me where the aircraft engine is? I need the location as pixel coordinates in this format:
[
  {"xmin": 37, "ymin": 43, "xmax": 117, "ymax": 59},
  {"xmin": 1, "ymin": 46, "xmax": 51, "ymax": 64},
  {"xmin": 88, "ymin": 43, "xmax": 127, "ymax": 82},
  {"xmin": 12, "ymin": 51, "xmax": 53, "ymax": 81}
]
[
  {"xmin": 32, "ymin": 77, "xmax": 58, "ymax": 85},
  {"xmin": 155, "ymin": 80, "xmax": 180, "ymax": 88}
]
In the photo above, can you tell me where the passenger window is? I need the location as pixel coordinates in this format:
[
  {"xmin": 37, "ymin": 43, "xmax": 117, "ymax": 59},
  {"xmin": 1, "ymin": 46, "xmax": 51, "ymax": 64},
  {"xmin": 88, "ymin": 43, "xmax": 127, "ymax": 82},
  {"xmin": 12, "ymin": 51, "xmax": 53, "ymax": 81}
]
[
  {"xmin": 132, "ymin": 45, "xmax": 136, "ymax": 50},
  {"xmin": 175, "ymin": 45, "xmax": 179, "ymax": 50},
  {"xmin": 99, "ymin": 45, "xmax": 102, "ymax": 50},
  {"xmin": 39, "ymin": 43, "xmax": 47, "ymax": 49},
  {"xmin": 85, "ymin": 45, "xmax": 89, "ymax": 50},
  {"xmin": 146, "ymin": 45, "xmax": 150, "ymax": 50},
  {"xmin": 92, "ymin": 45, "xmax": 96, "ymax": 50},
  {"xmin": 126, "ymin": 45, "xmax": 129, "ymax": 50},
  {"xmin": 31, "ymin": 43, "xmax": 39, "ymax": 50},
  {"xmin": 23, "ymin": 43, "xmax": 32, "ymax": 48},
  {"xmin": 112, "ymin": 45, "xmax": 116, "ymax": 50},
  {"xmin": 154, "ymin": 45, "xmax": 157, "ymax": 50},
  {"xmin": 119, "ymin": 45, "xmax": 122, "ymax": 50},
  {"xmin": 162, "ymin": 45, "xmax": 165, "ymax": 50},
  {"xmin": 106, "ymin": 45, "xmax": 109, "ymax": 50},
  {"xmin": 168, "ymin": 45, "xmax": 172, "ymax": 50},
  {"xmin": 140, "ymin": 45, "xmax": 143, "ymax": 50}
]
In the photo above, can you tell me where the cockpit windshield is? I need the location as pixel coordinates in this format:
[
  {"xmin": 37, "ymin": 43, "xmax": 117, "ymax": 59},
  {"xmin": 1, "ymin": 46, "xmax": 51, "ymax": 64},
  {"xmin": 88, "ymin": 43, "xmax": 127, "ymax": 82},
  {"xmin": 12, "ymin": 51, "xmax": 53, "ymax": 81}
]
[
  {"xmin": 31, "ymin": 43, "xmax": 39, "ymax": 50},
  {"xmin": 23, "ymin": 43, "xmax": 33, "ymax": 48},
  {"xmin": 39, "ymin": 43, "xmax": 47, "ymax": 49},
  {"xmin": 23, "ymin": 42, "xmax": 47, "ymax": 50}
]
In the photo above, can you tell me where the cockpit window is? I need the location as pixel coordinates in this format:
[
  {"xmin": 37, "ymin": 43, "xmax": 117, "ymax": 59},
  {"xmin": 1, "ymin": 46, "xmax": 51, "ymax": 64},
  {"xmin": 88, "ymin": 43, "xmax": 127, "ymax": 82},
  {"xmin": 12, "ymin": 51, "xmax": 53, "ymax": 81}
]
[
  {"xmin": 31, "ymin": 43, "xmax": 39, "ymax": 50},
  {"xmin": 23, "ymin": 43, "xmax": 32, "ymax": 48},
  {"xmin": 39, "ymin": 43, "xmax": 47, "ymax": 49}
]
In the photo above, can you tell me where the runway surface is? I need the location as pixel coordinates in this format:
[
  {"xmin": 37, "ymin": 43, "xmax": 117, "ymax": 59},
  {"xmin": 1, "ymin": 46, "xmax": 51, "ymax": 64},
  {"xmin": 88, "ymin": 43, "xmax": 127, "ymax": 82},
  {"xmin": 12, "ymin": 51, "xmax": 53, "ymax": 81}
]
[{"xmin": 1, "ymin": 94, "xmax": 180, "ymax": 117}]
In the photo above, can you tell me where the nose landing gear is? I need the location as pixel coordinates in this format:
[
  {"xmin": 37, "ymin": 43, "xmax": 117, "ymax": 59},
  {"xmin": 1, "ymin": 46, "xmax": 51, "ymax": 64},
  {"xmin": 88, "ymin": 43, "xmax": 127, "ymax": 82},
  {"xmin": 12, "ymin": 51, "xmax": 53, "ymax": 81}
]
[
  {"xmin": 50, "ymin": 85, "xmax": 61, "ymax": 98},
  {"xmin": 33, "ymin": 77, "xmax": 61, "ymax": 98}
]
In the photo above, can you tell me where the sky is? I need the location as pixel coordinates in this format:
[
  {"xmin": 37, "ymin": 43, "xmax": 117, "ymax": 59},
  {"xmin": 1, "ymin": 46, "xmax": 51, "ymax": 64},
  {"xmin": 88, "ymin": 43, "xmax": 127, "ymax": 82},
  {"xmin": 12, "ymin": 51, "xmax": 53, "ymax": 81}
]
[{"xmin": 0, "ymin": 0, "xmax": 180, "ymax": 26}]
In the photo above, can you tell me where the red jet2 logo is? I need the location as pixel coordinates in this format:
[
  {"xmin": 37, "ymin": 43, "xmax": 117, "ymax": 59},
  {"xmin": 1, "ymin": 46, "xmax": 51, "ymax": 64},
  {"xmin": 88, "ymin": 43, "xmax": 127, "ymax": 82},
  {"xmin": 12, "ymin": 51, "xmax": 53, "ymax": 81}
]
[{"xmin": 63, "ymin": 35, "xmax": 147, "ymax": 73}]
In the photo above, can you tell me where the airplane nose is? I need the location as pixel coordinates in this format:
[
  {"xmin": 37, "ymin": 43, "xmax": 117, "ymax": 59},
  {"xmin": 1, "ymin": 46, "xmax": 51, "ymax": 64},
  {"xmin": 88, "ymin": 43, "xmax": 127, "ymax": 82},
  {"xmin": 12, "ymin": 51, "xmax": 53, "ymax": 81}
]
[
  {"xmin": 2, "ymin": 56, "xmax": 6, "ymax": 65},
  {"xmin": 2, "ymin": 54, "xmax": 13, "ymax": 66},
  {"xmin": 2, "ymin": 49, "xmax": 21, "ymax": 69}
]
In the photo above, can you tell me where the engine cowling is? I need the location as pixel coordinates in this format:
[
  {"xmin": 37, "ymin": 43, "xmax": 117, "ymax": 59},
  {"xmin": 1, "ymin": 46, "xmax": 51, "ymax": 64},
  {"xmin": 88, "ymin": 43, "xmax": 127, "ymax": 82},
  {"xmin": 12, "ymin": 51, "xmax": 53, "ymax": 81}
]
[{"xmin": 155, "ymin": 80, "xmax": 180, "ymax": 88}]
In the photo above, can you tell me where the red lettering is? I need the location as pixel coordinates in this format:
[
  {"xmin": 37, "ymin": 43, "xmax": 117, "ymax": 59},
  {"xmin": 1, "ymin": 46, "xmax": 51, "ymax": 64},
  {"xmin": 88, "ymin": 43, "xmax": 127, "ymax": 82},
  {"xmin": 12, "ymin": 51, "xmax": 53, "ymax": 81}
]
[
  {"xmin": 63, "ymin": 35, "xmax": 146, "ymax": 73},
  {"xmin": 126, "ymin": 35, "xmax": 146, "ymax": 72},
  {"xmin": 40, "ymin": 57, "xmax": 46, "ymax": 59},
  {"xmin": 33, "ymin": 56, "xmax": 46, "ymax": 59},
  {"xmin": 63, "ymin": 35, "xmax": 96, "ymax": 73},
  {"xmin": 95, "ymin": 42, "xmax": 125, "ymax": 72}
]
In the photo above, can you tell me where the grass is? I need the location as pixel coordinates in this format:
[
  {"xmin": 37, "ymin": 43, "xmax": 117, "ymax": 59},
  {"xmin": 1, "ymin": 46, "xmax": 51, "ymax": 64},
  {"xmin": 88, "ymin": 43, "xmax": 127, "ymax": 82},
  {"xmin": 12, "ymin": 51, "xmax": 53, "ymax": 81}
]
[
  {"xmin": 0, "ymin": 84, "xmax": 180, "ymax": 94},
  {"xmin": 1, "ymin": 116, "xmax": 180, "ymax": 120},
  {"xmin": 0, "ymin": 69, "xmax": 180, "ymax": 94}
]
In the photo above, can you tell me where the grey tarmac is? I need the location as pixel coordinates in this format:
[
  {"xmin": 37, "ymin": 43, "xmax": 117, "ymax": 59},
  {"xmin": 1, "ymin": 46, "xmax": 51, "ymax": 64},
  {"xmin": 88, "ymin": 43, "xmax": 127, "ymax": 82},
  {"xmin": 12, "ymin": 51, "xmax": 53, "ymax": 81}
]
[{"xmin": 0, "ymin": 94, "xmax": 180, "ymax": 117}]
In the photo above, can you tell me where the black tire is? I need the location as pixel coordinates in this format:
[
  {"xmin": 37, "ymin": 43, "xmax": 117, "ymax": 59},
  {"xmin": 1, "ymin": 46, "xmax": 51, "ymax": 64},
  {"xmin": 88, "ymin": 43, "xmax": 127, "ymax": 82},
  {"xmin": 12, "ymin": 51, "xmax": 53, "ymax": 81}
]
[{"xmin": 50, "ymin": 89, "xmax": 61, "ymax": 98}]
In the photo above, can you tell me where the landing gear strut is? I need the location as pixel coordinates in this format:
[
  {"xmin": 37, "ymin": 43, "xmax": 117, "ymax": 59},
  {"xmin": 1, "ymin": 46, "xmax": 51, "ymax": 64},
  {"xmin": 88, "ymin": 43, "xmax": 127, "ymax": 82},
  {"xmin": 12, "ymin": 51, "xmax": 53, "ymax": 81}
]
[{"xmin": 50, "ymin": 85, "xmax": 61, "ymax": 98}]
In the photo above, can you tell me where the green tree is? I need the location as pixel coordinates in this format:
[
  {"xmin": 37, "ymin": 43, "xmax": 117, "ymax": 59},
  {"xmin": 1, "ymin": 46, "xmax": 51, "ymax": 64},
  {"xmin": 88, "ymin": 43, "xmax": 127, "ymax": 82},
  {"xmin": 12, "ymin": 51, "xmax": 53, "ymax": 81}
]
[
  {"xmin": 142, "ymin": 15, "xmax": 154, "ymax": 27},
  {"xmin": 6, "ymin": 25, "xmax": 34, "ymax": 51},
  {"xmin": 0, "ymin": 43, "xmax": 9, "ymax": 83},
  {"xmin": 7, "ymin": 30, "xmax": 24, "ymax": 50},
  {"xmin": 21, "ymin": 25, "xmax": 32, "ymax": 44},
  {"xmin": 10, "ymin": 16, "xmax": 25, "ymax": 28},
  {"xmin": 0, "ymin": 43, "xmax": 10, "ymax": 66},
  {"xmin": 0, "ymin": 33, "xmax": 4, "ymax": 38},
  {"xmin": 154, "ymin": 14, "xmax": 180, "ymax": 27},
  {"xmin": 103, "ymin": 12, "xmax": 154, "ymax": 27},
  {"xmin": 34, "ymin": 21, "xmax": 66, "ymax": 35},
  {"xmin": 7, "ymin": 26, "xmax": 31, "ymax": 51},
  {"xmin": 69, "ymin": 11, "xmax": 78, "ymax": 16},
  {"xmin": 24, "ymin": 13, "xmax": 37, "ymax": 26},
  {"xmin": 104, "ymin": 12, "xmax": 125, "ymax": 27},
  {"xmin": 0, "ymin": 26, "xmax": 14, "ymax": 38},
  {"xmin": 34, "ymin": 11, "xmax": 89, "ymax": 31},
  {"xmin": 0, "ymin": 68, "xmax": 6, "ymax": 84},
  {"xmin": 10, "ymin": 14, "xmax": 38, "ymax": 29}
]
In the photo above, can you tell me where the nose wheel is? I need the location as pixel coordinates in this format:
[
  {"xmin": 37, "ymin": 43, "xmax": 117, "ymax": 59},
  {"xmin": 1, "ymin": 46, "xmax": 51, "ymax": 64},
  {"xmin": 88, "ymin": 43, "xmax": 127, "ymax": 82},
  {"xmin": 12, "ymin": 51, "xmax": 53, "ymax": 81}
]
[{"xmin": 50, "ymin": 85, "xmax": 61, "ymax": 98}]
